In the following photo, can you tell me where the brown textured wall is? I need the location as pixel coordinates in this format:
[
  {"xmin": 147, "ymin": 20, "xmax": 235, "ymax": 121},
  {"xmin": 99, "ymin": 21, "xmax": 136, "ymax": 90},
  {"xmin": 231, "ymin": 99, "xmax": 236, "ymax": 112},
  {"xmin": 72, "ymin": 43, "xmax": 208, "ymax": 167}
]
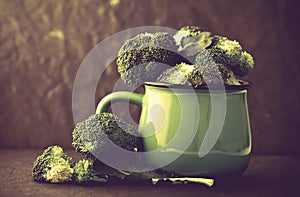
[{"xmin": 0, "ymin": 0, "xmax": 299, "ymax": 155}]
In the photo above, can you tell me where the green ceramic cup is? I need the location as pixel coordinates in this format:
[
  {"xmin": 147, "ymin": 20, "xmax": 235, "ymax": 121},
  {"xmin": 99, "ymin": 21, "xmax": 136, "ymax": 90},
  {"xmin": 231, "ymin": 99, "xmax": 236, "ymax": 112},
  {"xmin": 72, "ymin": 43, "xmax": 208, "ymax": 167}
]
[{"xmin": 96, "ymin": 81, "xmax": 252, "ymax": 177}]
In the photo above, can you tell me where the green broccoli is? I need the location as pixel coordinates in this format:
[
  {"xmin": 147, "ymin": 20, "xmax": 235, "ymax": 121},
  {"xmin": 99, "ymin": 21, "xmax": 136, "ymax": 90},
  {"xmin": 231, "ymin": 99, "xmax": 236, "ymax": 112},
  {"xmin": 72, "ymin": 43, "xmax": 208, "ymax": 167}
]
[
  {"xmin": 202, "ymin": 36, "xmax": 254, "ymax": 77},
  {"xmin": 173, "ymin": 26, "xmax": 214, "ymax": 59},
  {"xmin": 32, "ymin": 146, "xmax": 75, "ymax": 183},
  {"xmin": 121, "ymin": 62, "xmax": 170, "ymax": 87},
  {"xmin": 157, "ymin": 61, "xmax": 239, "ymax": 87},
  {"xmin": 73, "ymin": 159, "xmax": 107, "ymax": 183},
  {"xmin": 157, "ymin": 62, "xmax": 203, "ymax": 87},
  {"xmin": 176, "ymin": 26, "xmax": 203, "ymax": 38},
  {"xmin": 116, "ymin": 32, "xmax": 183, "ymax": 87},
  {"xmin": 238, "ymin": 51, "xmax": 255, "ymax": 76},
  {"xmin": 33, "ymin": 146, "xmax": 107, "ymax": 183},
  {"xmin": 72, "ymin": 113, "xmax": 140, "ymax": 159},
  {"xmin": 195, "ymin": 49, "xmax": 240, "ymax": 85},
  {"xmin": 197, "ymin": 63, "xmax": 240, "ymax": 86}
]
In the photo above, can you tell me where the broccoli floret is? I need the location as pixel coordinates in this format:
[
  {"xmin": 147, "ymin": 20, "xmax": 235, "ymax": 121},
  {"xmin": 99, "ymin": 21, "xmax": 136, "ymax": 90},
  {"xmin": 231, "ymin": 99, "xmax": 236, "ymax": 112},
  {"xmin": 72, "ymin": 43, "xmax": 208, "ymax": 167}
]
[
  {"xmin": 205, "ymin": 36, "xmax": 254, "ymax": 77},
  {"xmin": 117, "ymin": 32, "xmax": 183, "ymax": 87},
  {"xmin": 73, "ymin": 159, "xmax": 107, "ymax": 183},
  {"xmin": 209, "ymin": 36, "xmax": 243, "ymax": 65},
  {"xmin": 33, "ymin": 146, "xmax": 107, "ymax": 184},
  {"xmin": 72, "ymin": 113, "xmax": 140, "ymax": 159},
  {"xmin": 195, "ymin": 49, "xmax": 240, "ymax": 85},
  {"xmin": 198, "ymin": 63, "xmax": 240, "ymax": 86},
  {"xmin": 73, "ymin": 159, "xmax": 94, "ymax": 183},
  {"xmin": 237, "ymin": 51, "xmax": 255, "ymax": 76},
  {"xmin": 157, "ymin": 63, "xmax": 203, "ymax": 87},
  {"xmin": 173, "ymin": 26, "xmax": 214, "ymax": 58},
  {"xmin": 158, "ymin": 61, "xmax": 239, "ymax": 87},
  {"xmin": 32, "ymin": 146, "xmax": 75, "ymax": 183},
  {"xmin": 121, "ymin": 62, "xmax": 170, "ymax": 87}
]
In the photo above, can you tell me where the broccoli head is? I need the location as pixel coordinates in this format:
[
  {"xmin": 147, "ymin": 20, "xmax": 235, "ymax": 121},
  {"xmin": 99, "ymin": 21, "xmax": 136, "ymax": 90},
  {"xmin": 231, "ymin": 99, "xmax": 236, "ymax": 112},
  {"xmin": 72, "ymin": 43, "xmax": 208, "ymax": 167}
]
[
  {"xmin": 117, "ymin": 32, "xmax": 183, "ymax": 87},
  {"xmin": 195, "ymin": 49, "xmax": 240, "ymax": 85},
  {"xmin": 173, "ymin": 26, "xmax": 214, "ymax": 58},
  {"xmin": 197, "ymin": 63, "xmax": 240, "ymax": 86},
  {"xmin": 72, "ymin": 113, "xmax": 140, "ymax": 159},
  {"xmin": 121, "ymin": 62, "xmax": 170, "ymax": 87},
  {"xmin": 204, "ymin": 36, "xmax": 254, "ymax": 77},
  {"xmin": 32, "ymin": 146, "xmax": 75, "ymax": 183},
  {"xmin": 157, "ymin": 62, "xmax": 203, "ymax": 87}
]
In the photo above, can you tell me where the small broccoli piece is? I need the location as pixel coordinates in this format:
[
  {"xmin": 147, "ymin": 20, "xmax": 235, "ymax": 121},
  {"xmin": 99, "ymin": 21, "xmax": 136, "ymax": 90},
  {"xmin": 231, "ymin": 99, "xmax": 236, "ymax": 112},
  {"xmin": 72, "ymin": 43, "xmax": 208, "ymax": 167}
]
[
  {"xmin": 205, "ymin": 36, "xmax": 254, "ymax": 77},
  {"xmin": 73, "ymin": 159, "xmax": 107, "ymax": 183},
  {"xmin": 173, "ymin": 26, "xmax": 214, "ymax": 58},
  {"xmin": 157, "ymin": 63, "xmax": 203, "ymax": 87},
  {"xmin": 237, "ymin": 51, "xmax": 255, "ymax": 77},
  {"xmin": 117, "ymin": 32, "xmax": 183, "ymax": 87},
  {"xmin": 72, "ymin": 113, "xmax": 140, "ymax": 159},
  {"xmin": 32, "ymin": 146, "xmax": 75, "ymax": 183},
  {"xmin": 73, "ymin": 159, "xmax": 94, "ymax": 183}
]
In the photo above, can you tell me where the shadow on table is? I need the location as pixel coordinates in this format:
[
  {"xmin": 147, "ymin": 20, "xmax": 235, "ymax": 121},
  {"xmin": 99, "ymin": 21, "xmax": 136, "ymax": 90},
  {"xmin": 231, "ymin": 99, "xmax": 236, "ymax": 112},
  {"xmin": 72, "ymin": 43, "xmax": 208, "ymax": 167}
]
[{"xmin": 213, "ymin": 174, "xmax": 299, "ymax": 192}]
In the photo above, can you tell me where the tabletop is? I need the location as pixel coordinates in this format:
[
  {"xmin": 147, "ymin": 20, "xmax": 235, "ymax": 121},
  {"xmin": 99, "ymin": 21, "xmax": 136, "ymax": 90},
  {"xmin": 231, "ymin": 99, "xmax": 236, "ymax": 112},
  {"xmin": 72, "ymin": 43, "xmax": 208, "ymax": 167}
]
[{"xmin": 0, "ymin": 149, "xmax": 299, "ymax": 197}]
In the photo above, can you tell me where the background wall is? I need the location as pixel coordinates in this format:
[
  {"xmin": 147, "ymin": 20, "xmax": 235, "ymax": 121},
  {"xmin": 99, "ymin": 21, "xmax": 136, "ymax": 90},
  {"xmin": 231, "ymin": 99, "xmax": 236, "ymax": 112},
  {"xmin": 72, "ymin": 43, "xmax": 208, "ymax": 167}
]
[{"xmin": 0, "ymin": 0, "xmax": 299, "ymax": 155}]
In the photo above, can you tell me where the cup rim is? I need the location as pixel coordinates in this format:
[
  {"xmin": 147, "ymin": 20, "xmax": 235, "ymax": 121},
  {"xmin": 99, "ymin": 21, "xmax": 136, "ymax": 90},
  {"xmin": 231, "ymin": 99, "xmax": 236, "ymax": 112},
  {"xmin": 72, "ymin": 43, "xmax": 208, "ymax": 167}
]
[{"xmin": 144, "ymin": 80, "xmax": 251, "ymax": 90}]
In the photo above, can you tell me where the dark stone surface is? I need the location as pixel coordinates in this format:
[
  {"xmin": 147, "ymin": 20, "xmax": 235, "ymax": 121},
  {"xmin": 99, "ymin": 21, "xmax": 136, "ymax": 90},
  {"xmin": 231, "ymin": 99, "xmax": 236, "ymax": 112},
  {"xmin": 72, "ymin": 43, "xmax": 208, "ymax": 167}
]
[
  {"xmin": 0, "ymin": 149, "xmax": 299, "ymax": 197},
  {"xmin": 0, "ymin": 0, "xmax": 300, "ymax": 155}
]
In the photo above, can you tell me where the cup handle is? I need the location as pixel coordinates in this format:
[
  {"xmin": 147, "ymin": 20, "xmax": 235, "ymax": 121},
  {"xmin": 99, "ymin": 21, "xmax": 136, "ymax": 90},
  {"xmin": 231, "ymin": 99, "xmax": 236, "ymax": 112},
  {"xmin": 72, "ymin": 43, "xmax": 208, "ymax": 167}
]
[{"xmin": 96, "ymin": 91, "xmax": 144, "ymax": 114}]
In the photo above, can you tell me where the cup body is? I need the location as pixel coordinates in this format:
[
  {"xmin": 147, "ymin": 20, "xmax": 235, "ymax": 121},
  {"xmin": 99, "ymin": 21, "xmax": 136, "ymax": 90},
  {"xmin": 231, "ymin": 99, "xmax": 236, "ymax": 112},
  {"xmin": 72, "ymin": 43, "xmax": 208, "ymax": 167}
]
[{"xmin": 139, "ymin": 84, "xmax": 251, "ymax": 176}]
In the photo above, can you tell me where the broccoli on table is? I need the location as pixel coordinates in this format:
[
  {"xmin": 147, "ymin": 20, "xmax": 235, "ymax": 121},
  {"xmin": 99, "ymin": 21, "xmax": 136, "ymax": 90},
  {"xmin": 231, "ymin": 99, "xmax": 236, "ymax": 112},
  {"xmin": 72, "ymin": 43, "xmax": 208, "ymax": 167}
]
[
  {"xmin": 73, "ymin": 159, "xmax": 108, "ymax": 183},
  {"xmin": 32, "ymin": 146, "xmax": 75, "ymax": 183},
  {"xmin": 72, "ymin": 113, "xmax": 140, "ymax": 159},
  {"xmin": 73, "ymin": 159, "xmax": 94, "ymax": 183},
  {"xmin": 116, "ymin": 32, "xmax": 183, "ymax": 87},
  {"xmin": 32, "ymin": 146, "xmax": 107, "ymax": 183}
]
